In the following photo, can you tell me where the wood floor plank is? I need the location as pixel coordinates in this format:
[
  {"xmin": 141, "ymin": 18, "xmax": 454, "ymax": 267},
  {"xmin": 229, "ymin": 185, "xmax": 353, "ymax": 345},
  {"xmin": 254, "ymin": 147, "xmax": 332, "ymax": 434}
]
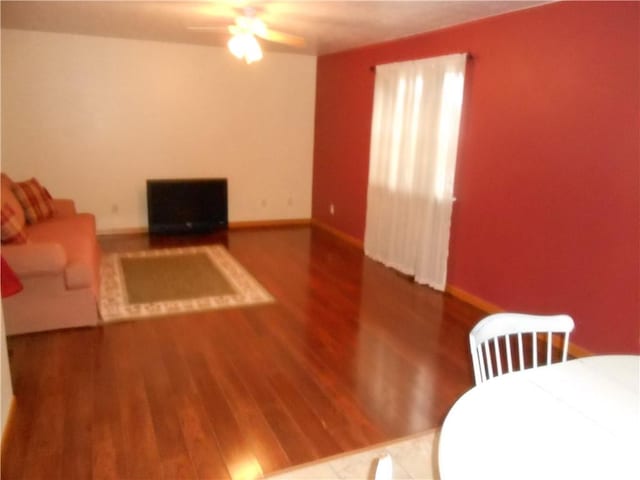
[
  {"xmin": 60, "ymin": 330, "xmax": 95, "ymax": 480},
  {"xmin": 19, "ymin": 393, "xmax": 65, "ymax": 480},
  {"xmin": 92, "ymin": 328, "xmax": 128, "ymax": 480},
  {"xmin": 260, "ymin": 320, "xmax": 361, "ymax": 433},
  {"xmin": 109, "ymin": 324, "xmax": 164, "ymax": 479},
  {"xmin": 174, "ymin": 391, "xmax": 231, "ymax": 480},
  {"xmin": 1, "ymin": 335, "xmax": 59, "ymax": 479},
  {"xmin": 266, "ymin": 371, "xmax": 343, "ymax": 458},
  {"xmin": 160, "ymin": 317, "xmax": 234, "ymax": 480},
  {"xmin": 18, "ymin": 333, "xmax": 67, "ymax": 480},
  {"xmin": 186, "ymin": 351, "xmax": 262, "ymax": 480},
  {"xmin": 134, "ymin": 324, "xmax": 199, "ymax": 480},
  {"xmin": 2, "ymin": 226, "xmax": 484, "ymax": 479},
  {"xmin": 263, "ymin": 309, "xmax": 392, "ymax": 434},
  {"xmin": 200, "ymin": 347, "xmax": 291, "ymax": 474},
  {"xmin": 214, "ymin": 322, "xmax": 322, "ymax": 466}
]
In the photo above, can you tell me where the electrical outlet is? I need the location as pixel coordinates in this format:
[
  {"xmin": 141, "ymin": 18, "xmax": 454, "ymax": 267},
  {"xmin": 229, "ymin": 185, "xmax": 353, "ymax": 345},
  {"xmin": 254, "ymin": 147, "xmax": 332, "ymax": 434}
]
[{"xmin": 329, "ymin": 203, "xmax": 335, "ymax": 215}]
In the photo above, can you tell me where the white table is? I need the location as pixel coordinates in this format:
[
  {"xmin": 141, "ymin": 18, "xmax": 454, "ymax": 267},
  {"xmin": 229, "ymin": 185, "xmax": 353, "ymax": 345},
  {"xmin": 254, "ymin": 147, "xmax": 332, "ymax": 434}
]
[{"xmin": 439, "ymin": 355, "xmax": 640, "ymax": 480}]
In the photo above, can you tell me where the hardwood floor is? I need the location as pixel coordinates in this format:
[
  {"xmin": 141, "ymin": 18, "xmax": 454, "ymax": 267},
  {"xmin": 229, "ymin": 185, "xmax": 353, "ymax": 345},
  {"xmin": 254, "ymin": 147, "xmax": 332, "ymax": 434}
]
[{"xmin": 1, "ymin": 226, "xmax": 484, "ymax": 479}]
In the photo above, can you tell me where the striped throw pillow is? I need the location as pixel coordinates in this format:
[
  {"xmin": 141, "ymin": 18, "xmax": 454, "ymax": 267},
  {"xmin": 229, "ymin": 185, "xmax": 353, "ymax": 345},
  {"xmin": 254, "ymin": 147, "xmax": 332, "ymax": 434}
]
[
  {"xmin": 12, "ymin": 178, "xmax": 54, "ymax": 224},
  {"xmin": 1, "ymin": 203, "xmax": 28, "ymax": 244}
]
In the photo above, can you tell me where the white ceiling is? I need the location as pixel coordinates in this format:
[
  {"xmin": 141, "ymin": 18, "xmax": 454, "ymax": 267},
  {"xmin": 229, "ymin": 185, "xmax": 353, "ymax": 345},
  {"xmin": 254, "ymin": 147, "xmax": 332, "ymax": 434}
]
[{"xmin": 1, "ymin": 1, "xmax": 547, "ymax": 56}]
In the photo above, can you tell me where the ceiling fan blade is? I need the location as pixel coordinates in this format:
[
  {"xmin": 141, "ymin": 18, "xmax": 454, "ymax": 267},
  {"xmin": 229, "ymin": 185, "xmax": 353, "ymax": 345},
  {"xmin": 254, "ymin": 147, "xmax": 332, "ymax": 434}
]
[
  {"xmin": 257, "ymin": 28, "xmax": 305, "ymax": 47},
  {"xmin": 187, "ymin": 26, "xmax": 227, "ymax": 32}
]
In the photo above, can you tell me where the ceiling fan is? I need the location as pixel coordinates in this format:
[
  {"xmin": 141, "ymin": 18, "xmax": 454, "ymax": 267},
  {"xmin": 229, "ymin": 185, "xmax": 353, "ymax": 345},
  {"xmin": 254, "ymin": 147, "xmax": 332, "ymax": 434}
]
[{"xmin": 188, "ymin": 8, "xmax": 305, "ymax": 64}]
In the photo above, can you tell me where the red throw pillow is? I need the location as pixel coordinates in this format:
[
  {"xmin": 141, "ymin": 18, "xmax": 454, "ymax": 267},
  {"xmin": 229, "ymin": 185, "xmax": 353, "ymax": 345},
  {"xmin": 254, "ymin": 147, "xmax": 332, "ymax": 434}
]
[
  {"xmin": 11, "ymin": 178, "xmax": 54, "ymax": 224},
  {"xmin": 1, "ymin": 256, "xmax": 23, "ymax": 297},
  {"xmin": 1, "ymin": 203, "xmax": 28, "ymax": 244}
]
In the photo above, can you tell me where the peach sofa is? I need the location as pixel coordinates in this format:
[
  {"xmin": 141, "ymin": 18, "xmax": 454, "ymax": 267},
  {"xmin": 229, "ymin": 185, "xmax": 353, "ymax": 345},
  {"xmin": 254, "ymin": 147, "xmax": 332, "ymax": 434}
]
[{"xmin": 1, "ymin": 174, "xmax": 101, "ymax": 335}]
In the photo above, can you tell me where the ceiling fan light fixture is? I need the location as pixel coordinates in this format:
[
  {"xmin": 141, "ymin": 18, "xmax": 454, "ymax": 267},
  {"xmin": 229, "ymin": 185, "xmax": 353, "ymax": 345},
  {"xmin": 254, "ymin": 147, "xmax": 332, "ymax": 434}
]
[
  {"xmin": 249, "ymin": 18, "xmax": 268, "ymax": 37},
  {"xmin": 244, "ymin": 35, "xmax": 263, "ymax": 64},
  {"xmin": 227, "ymin": 33, "xmax": 246, "ymax": 59},
  {"xmin": 191, "ymin": 9, "xmax": 302, "ymax": 63},
  {"xmin": 227, "ymin": 32, "xmax": 262, "ymax": 64}
]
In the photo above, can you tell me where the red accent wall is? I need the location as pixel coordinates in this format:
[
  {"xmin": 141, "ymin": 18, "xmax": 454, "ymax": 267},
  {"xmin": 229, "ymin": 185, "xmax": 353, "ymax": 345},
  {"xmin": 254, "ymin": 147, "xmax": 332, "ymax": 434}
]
[{"xmin": 311, "ymin": 2, "xmax": 640, "ymax": 353}]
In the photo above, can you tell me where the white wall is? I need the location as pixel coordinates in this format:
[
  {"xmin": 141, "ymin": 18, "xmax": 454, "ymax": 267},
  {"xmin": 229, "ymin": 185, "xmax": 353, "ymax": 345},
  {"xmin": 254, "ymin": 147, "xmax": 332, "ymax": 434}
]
[{"xmin": 1, "ymin": 29, "xmax": 317, "ymax": 231}]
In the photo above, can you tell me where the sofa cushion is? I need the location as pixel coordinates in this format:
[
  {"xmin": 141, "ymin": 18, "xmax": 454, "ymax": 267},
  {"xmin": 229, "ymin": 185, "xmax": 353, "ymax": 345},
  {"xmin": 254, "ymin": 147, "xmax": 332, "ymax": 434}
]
[
  {"xmin": 1, "ymin": 203, "xmax": 28, "ymax": 244},
  {"xmin": 12, "ymin": 178, "xmax": 55, "ymax": 224},
  {"xmin": 27, "ymin": 213, "xmax": 95, "ymax": 258}
]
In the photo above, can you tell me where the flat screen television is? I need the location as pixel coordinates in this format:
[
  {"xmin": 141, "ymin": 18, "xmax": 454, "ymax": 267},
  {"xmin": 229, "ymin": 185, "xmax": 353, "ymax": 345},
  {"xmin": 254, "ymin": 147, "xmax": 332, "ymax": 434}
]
[{"xmin": 147, "ymin": 178, "xmax": 228, "ymax": 234}]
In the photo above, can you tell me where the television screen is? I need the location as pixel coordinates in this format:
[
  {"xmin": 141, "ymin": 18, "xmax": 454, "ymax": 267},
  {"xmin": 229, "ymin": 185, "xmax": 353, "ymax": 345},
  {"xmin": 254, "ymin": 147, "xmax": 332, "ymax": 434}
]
[{"xmin": 147, "ymin": 178, "xmax": 228, "ymax": 234}]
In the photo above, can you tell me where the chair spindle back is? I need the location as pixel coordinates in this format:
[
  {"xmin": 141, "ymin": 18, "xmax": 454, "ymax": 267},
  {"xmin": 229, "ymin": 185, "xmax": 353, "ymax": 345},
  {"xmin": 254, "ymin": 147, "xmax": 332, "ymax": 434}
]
[{"xmin": 470, "ymin": 313, "xmax": 575, "ymax": 385}]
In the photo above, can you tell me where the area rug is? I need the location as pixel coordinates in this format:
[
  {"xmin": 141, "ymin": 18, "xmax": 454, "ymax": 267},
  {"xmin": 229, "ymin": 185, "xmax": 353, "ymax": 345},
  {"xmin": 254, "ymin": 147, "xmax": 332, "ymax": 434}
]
[{"xmin": 99, "ymin": 245, "xmax": 273, "ymax": 322}]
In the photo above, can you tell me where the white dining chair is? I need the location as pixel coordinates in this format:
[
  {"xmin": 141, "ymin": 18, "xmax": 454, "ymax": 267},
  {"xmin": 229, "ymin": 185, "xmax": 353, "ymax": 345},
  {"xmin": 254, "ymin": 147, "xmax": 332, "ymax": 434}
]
[{"xmin": 469, "ymin": 313, "xmax": 575, "ymax": 385}]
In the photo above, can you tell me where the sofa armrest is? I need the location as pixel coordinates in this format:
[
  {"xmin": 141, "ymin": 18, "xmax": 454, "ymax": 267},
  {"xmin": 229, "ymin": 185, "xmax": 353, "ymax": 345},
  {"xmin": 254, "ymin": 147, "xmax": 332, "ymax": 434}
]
[
  {"xmin": 52, "ymin": 198, "xmax": 77, "ymax": 218},
  {"xmin": 2, "ymin": 243, "xmax": 67, "ymax": 276}
]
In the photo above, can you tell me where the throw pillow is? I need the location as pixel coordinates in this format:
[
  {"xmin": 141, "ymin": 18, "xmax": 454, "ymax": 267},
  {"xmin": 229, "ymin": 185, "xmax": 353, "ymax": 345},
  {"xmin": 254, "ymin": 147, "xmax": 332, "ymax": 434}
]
[
  {"xmin": 1, "ymin": 203, "xmax": 28, "ymax": 244},
  {"xmin": 1, "ymin": 256, "xmax": 23, "ymax": 297},
  {"xmin": 12, "ymin": 178, "xmax": 54, "ymax": 224},
  {"xmin": 0, "ymin": 173, "xmax": 27, "ymax": 228}
]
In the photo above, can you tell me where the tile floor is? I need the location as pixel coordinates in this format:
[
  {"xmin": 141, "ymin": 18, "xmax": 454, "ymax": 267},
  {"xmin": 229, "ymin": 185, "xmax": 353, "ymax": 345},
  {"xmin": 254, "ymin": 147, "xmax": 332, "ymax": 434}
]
[{"xmin": 262, "ymin": 429, "xmax": 440, "ymax": 480}]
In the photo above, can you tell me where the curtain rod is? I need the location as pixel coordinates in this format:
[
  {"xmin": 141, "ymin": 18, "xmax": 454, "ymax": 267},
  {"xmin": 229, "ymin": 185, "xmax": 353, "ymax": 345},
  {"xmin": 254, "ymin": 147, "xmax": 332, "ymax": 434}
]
[{"xmin": 369, "ymin": 52, "xmax": 473, "ymax": 72}]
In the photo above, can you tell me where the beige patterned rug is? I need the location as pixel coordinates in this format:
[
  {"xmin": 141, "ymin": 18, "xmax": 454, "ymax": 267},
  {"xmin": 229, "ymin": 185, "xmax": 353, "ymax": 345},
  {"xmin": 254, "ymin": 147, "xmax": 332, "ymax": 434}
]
[{"xmin": 99, "ymin": 245, "xmax": 273, "ymax": 322}]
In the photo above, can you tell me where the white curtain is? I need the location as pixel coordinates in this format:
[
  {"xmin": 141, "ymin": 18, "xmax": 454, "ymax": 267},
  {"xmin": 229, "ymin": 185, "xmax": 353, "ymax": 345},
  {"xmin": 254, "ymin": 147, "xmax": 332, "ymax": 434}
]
[{"xmin": 364, "ymin": 53, "xmax": 467, "ymax": 291}]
